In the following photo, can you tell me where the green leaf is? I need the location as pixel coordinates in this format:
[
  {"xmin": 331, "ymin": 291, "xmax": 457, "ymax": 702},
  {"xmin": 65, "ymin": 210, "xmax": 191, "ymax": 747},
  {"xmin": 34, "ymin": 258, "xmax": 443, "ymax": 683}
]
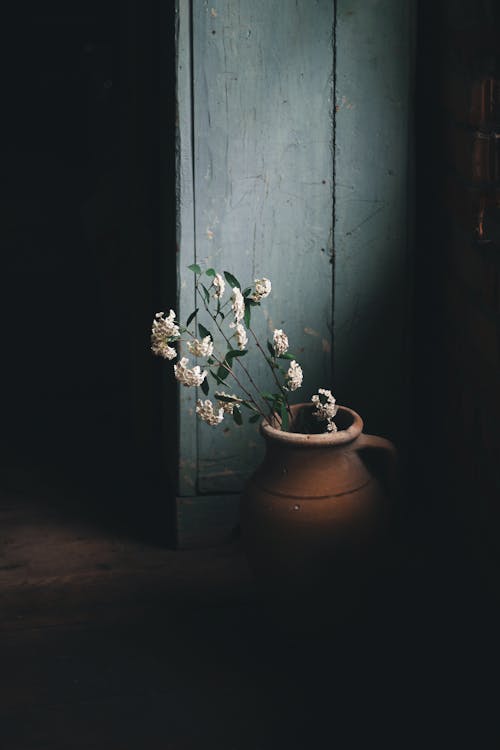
[
  {"xmin": 210, "ymin": 369, "xmax": 225, "ymax": 385},
  {"xmin": 207, "ymin": 357, "xmax": 214, "ymax": 365},
  {"xmin": 233, "ymin": 408, "xmax": 243, "ymax": 426},
  {"xmin": 244, "ymin": 304, "xmax": 251, "ymax": 328},
  {"xmin": 242, "ymin": 287, "xmax": 252, "ymax": 297},
  {"xmin": 261, "ymin": 392, "xmax": 277, "ymax": 402},
  {"xmin": 223, "ymin": 271, "xmax": 241, "ymax": 289},
  {"xmin": 217, "ymin": 364, "xmax": 230, "ymax": 381},
  {"xmin": 198, "ymin": 323, "xmax": 211, "ymax": 339},
  {"xmin": 249, "ymin": 413, "xmax": 260, "ymax": 423},
  {"xmin": 224, "ymin": 348, "xmax": 246, "ymax": 367},
  {"xmin": 278, "ymin": 352, "xmax": 296, "ymax": 361},
  {"xmin": 248, "ymin": 299, "xmax": 259, "ymax": 307},
  {"xmin": 267, "ymin": 341, "xmax": 275, "ymax": 357},
  {"xmin": 240, "ymin": 401, "xmax": 258, "ymax": 412},
  {"xmin": 205, "ymin": 268, "xmax": 216, "ymax": 277},
  {"xmin": 200, "ymin": 378, "xmax": 209, "ymax": 396},
  {"xmin": 280, "ymin": 402, "xmax": 289, "ymax": 432},
  {"xmin": 200, "ymin": 283, "xmax": 210, "ymax": 304},
  {"xmin": 188, "ymin": 263, "xmax": 201, "ymax": 274},
  {"xmin": 186, "ymin": 308, "xmax": 198, "ymax": 328}
]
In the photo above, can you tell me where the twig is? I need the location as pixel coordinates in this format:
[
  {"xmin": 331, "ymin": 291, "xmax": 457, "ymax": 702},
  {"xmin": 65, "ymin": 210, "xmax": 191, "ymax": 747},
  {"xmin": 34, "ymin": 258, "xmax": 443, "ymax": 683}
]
[
  {"xmin": 247, "ymin": 326, "xmax": 293, "ymax": 420},
  {"xmin": 181, "ymin": 325, "xmax": 269, "ymax": 421},
  {"xmin": 195, "ymin": 281, "xmax": 273, "ymax": 420}
]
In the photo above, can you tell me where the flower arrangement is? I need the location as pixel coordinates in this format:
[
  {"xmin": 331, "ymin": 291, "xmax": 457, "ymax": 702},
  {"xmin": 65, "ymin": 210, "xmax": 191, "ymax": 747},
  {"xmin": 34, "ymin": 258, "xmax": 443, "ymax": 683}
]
[{"xmin": 151, "ymin": 264, "xmax": 338, "ymax": 433}]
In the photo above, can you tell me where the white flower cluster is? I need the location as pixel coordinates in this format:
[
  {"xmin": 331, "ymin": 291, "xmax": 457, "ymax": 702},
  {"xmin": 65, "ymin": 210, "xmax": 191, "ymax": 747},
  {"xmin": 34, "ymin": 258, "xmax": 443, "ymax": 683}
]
[
  {"xmin": 215, "ymin": 391, "xmax": 243, "ymax": 415},
  {"xmin": 286, "ymin": 360, "xmax": 303, "ymax": 391},
  {"xmin": 213, "ymin": 273, "xmax": 225, "ymax": 299},
  {"xmin": 311, "ymin": 388, "xmax": 338, "ymax": 432},
  {"xmin": 151, "ymin": 310, "xmax": 180, "ymax": 360},
  {"xmin": 273, "ymin": 329, "xmax": 288, "ymax": 356},
  {"xmin": 251, "ymin": 278, "xmax": 271, "ymax": 302},
  {"xmin": 196, "ymin": 399, "xmax": 224, "ymax": 426},
  {"xmin": 174, "ymin": 357, "xmax": 207, "ymax": 387},
  {"xmin": 229, "ymin": 287, "xmax": 245, "ymax": 327},
  {"xmin": 235, "ymin": 323, "xmax": 248, "ymax": 350},
  {"xmin": 152, "ymin": 341, "xmax": 177, "ymax": 361},
  {"xmin": 186, "ymin": 336, "xmax": 214, "ymax": 358}
]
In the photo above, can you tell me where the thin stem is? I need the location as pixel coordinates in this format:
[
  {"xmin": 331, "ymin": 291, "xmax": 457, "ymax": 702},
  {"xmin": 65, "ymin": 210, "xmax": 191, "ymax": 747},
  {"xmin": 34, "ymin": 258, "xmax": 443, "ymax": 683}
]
[
  {"xmin": 248, "ymin": 326, "xmax": 293, "ymax": 419},
  {"xmin": 217, "ymin": 362, "xmax": 268, "ymax": 420},
  {"xmin": 180, "ymin": 328, "xmax": 268, "ymax": 420},
  {"xmin": 194, "ymin": 281, "xmax": 273, "ymax": 420}
]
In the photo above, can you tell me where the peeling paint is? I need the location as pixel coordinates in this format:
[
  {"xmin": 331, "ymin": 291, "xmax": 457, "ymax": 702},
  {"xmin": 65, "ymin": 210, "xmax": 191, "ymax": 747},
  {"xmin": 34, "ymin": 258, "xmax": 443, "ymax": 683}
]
[
  {"xmin": 181, "ymin": 474, "xmax": 196, "ymax": 489},
  {"xmin": 179, "ymin": 459, "xmax": 196, "ymax": 469},
  {"xmin": 202, "ymin": 469, "xmax": 238, "ymax": 479},
  {"xmin": 304, "ymin": 327, "xmax": 320, "ymax": 337},
  {"xmin": 336, "ymin": 95, "xmax": 356, "ymax": 111}
]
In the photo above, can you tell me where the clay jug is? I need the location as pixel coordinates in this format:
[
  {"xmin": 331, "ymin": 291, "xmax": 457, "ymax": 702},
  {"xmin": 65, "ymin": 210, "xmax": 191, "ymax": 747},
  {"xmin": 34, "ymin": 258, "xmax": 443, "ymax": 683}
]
[{"xmin": 240, "ymin": 403, "xmax": 397, "ymax": 603}]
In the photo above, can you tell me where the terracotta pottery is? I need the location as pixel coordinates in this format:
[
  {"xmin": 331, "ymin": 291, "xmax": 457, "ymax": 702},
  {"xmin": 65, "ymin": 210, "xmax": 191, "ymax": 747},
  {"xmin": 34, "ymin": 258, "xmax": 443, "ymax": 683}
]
[{"xmin": 240, "ymin": 403, "xmax": 397, "ymax": 604}]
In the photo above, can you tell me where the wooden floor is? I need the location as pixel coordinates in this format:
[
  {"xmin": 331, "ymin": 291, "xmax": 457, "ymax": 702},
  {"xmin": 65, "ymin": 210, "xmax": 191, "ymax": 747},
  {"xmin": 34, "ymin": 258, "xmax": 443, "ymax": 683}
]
[{"xmin": 1, "ymin": 480, "xmax": 499, "ymax": 749}]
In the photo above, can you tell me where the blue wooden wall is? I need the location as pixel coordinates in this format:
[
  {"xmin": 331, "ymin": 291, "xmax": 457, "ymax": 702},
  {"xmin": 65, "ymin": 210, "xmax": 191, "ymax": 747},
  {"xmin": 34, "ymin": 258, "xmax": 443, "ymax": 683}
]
[{"xmin": 175, "ymin": 0, "xmax": 414, "ymax": 547}]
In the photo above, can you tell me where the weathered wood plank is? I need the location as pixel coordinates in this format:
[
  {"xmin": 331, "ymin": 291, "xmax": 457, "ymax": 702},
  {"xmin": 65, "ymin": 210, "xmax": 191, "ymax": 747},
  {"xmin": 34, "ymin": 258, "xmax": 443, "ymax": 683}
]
[
  {"xmin": 176, "ymin": 0, "xmax": 198, "ymax": 496},
  {"xmin": 190, "ymin": 0, "xmax": 335, "ymax": 493},
  {"xmin": 333, "ymin": 0, "xmax": 415, "ymax": 444}
]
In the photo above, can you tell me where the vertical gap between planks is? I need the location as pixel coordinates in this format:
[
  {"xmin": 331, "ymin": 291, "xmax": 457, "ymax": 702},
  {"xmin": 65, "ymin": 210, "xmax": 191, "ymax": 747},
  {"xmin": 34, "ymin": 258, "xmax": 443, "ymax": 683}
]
[
  {"xmin": 188, "ymin": 0, "xmax": 201, "ymax": 494},
  {"xmin": 331, "ymin": 0, "xmax": 337, "ymax": 387}
]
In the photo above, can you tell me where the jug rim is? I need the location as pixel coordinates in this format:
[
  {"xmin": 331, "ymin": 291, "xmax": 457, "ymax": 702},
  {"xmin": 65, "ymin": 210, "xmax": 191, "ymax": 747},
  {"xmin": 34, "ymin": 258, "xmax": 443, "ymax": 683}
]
[{"xmin": 260, "ymin": 403, "xmax": 364, "ymax": 447}]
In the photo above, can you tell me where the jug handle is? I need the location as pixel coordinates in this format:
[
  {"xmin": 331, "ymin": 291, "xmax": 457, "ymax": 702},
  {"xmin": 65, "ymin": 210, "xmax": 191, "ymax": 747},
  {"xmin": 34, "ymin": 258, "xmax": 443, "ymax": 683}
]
[{"xmin": 354, "ymin": 433, "xmax": 398, "ymax": 499}]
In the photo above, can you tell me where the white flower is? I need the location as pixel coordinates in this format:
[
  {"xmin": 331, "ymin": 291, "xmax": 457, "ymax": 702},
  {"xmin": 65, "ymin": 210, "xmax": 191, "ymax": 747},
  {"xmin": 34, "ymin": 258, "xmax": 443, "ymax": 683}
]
[
  {"xmin": 285, "ymin": 360, "xmax": 303, "ymax": 391},
  {"xmin": 196, "ymin": 399, "xmax": 224, "ymax": 426},
  {"xmin": 273, "ymin": 329, "xmax": 288, "ymax": 356},
  {"xmin": 235, "ymin": 323, "xmax": 248, "ymax": 350},
  {"xmin": 251, "ymin": 278, "xmax": 272, "ymax": 302},
  {"xmin": 151, "ymin": 341, "xmax": 177, "ymax": 360},
  {"xmin": 151, "ymin": 310, "xmax": 180, "ymax": 359},
  {"xmin": 215, "ymin": 391, "xmax": 243, "ymax": 415},
  {"xmin": 229, "ymin": 287, "xmax": 245, "ymax": 327},
  {"xmin": 213, "ymin": 273, "xmax": 225, "ymax": 299},
  {"xmin": 186, "ymin": 336, "xmax": 214, "ymax": 358},
  {"xmin": 311, "ymin": 388, "xmax": 338, "ymax": 432},
  {"xmin": 153, "ymin": 310, "xmax": 180, "ymax": 338},
  {"xmin": 174, "ymin": 357, "xmax": 207, "ymax": 387}
]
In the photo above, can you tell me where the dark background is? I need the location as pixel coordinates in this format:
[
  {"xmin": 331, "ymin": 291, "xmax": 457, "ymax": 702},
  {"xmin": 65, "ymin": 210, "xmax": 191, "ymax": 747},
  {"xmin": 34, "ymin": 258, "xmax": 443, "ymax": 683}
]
[
  {"xmin": 414, "ymin": 0, "xmax": 500, "ymax": 576},
  {"xmin": 0, "ymin": 0, "xmax": 176, "ymax": 542}
]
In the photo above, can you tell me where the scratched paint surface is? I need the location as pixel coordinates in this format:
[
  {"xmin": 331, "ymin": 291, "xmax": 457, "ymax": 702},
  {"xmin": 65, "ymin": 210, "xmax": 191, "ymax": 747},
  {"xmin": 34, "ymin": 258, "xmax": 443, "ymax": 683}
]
[
  {"xmin": 334, "ymin": 0, "xmax": 413, "ymax": 442},
  {"xmin": 183, "ymin": 0, "xmax": 334, "ymax": 493}
]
